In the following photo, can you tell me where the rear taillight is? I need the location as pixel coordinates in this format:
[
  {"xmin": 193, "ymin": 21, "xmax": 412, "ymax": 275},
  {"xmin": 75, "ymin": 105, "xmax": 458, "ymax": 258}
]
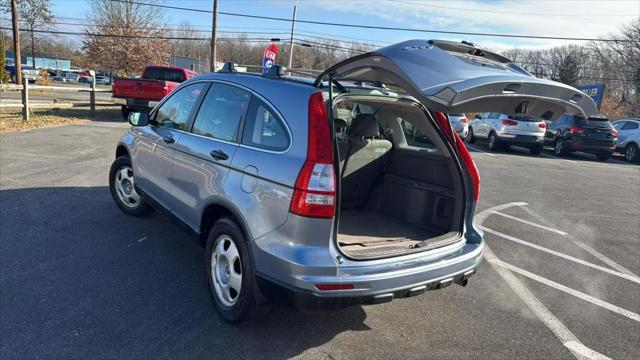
[
  {"xmin": 502, "ymin": 119, "xmax": 518, "ymax": 126},
  {"xmin": 538, "ymin": 122, "xmax": 547, "ymax": 129},
  {"xmin": 435, "ymin": 113, "xmax": 480, "ymax": 202},
  {"xmin": 568, "ymin": 127, "xmax": 584, "ymax": 134},
  {"xmin": 289, "ymin": 92, "xmax": 336, "ymax": 218},
  {"xmin": 611, "ymin": 129, "xmax": 618, "ymax": 137}
]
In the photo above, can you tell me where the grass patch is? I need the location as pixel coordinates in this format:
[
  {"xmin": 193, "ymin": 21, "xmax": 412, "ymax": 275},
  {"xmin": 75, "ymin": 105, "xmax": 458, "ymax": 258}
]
[{"xmin": 0, "ymin": 106, "xmax": 122, "ymax": 133}]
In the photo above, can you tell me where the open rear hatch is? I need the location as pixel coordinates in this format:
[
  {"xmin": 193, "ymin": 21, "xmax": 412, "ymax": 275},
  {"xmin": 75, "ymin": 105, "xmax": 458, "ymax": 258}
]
[{"xmin": 317, "ymin": 39, "xmax": 597, "ymax": 260}]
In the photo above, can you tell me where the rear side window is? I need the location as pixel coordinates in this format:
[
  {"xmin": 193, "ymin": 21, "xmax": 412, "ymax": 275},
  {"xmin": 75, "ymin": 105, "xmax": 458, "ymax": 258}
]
[
  {"xmin": 623, "ymin": 122, "xmax": 639, "ymax": 130},
  {"xmin": 242, "ymin": 98, "xmax": 289, "ymax": 151},
  {"xmin": 192, "ymin": 83, "xmax": 251, "ymax": 142},
  {"xmin": 400, "ymin": 119, "xmax": 436, "ymax": 150},
  {"xmin": 154, "ymin": 83, "xmax": 206, "ymax": 130}
]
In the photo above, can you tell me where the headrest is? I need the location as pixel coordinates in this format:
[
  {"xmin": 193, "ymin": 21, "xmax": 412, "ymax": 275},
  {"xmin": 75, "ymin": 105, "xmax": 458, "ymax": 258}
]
[
  {"xmin": 334, "ymin": 118, "xmax": 348, "ymax": 132},
  {"xmin": 349, "ymin": 114, "xmax": 380, "ymax": 138}
]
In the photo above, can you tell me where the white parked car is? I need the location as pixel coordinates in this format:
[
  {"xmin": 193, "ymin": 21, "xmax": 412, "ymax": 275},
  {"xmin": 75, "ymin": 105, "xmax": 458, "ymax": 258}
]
[
  {"xmin": 448, "ymin": 113, "xmax": 469, "ymax": 139},
  {"xmin": 95, "ymin": 76, "xmax": 111, "ymax": 85},
  {"xmin": 467, "ymin": 112, "xmax": 547, "ymax": 154},
  {"xmin": 65, "ymin": 72, "xmax": 80, "ymax": 83},
  {"xmin": 613, "ymin": 118, "xmax": 640, "ymax": 163}
]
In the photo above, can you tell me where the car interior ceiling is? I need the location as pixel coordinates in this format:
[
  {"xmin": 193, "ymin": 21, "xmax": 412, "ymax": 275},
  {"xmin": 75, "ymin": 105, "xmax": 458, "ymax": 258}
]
[{"xmin": 333, "ymin": 96, "xmax": 463, "ymax": 258}]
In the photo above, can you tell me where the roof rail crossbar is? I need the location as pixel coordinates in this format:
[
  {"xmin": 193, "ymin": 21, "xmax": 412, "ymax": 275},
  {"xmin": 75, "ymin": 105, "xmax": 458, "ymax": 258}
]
[{"xmin": 263, "ymin": 64, "xmax": 284, "ymax": 77}]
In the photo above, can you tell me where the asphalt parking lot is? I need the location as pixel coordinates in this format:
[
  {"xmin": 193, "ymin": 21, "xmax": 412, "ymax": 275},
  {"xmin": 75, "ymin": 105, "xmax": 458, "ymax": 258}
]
[{"xmin": 1, "ymin": 121, "xmax": 639, "ymax": 359}]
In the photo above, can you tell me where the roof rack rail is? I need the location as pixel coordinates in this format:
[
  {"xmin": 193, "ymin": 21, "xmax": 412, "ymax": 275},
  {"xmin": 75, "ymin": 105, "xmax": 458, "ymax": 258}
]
[{"xmin": 218, "ymin": 62, "xmax": 237, "ymax": 73}]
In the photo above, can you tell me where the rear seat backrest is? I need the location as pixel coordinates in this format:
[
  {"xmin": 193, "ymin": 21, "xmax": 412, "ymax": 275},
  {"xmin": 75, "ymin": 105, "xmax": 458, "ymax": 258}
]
[
  {"xmin": 341, "ymin": 114, "xmax": 392, "ymax": 209},
  {"xmin": 334, "ymin": 118, "xmax": 349, "ymax": 173}
]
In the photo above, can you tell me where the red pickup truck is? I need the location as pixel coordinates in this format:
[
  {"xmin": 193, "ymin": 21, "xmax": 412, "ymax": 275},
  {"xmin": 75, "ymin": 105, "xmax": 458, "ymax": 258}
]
[{"xmin": 112, "ymin": 65, "xmax": 198, "ymax": 119}]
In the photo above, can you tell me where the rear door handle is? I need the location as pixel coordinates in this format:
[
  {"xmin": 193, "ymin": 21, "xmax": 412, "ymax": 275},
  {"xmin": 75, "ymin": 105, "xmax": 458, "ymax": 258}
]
[
  {"xmin": 210, "ymin": 149, "xmax": 229, "ymax": 161},
  {"xmin": 162, "ymin": 135, "xmax": 175, "ymax": 144}
]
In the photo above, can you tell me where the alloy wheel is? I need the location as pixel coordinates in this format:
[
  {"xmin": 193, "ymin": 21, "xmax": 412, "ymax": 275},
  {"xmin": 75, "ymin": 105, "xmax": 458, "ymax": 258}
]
[
  {"xmin": 554, "ymin": 140, "xmax": 563, "ymax": 155},
  {"xmin": 626, "ymin": 145, "xmax": 637, "ymax": 162}
]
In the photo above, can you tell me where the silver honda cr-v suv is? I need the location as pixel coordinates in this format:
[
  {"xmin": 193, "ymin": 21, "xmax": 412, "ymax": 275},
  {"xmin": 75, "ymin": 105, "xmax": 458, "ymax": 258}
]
[{"xmin": 109, "ymin": 40, "xmax": 597, "ymax": 322}]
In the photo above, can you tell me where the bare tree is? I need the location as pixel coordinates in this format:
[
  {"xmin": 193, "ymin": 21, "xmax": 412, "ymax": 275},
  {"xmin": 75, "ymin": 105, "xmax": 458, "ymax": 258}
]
[
  {"xmin": 83, "ymin": 0, "xmax": 171, "ymax": 76},
  {"xmin": 1, "ymin": 0, "xmax": 54, "ymax": 67}
]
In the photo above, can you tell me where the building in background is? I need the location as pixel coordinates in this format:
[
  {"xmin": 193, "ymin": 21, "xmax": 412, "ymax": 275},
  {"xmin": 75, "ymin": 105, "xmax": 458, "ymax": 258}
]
[{"xmin": 4, "ymin": 51, "xmax": 71, "ymax": 71}]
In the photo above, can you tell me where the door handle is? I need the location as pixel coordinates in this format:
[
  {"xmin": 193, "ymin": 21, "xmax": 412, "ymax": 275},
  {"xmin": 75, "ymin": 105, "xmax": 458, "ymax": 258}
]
[
  {"xmin": 162, "ymin": 135, "xmax": 175, "ymax": 144},
  {"xmin": 210, "ymin": 149, "xmax": 229, "ymax": 161}
]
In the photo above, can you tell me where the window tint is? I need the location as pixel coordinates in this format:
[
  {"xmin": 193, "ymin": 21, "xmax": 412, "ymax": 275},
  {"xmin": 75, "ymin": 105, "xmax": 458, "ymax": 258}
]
[
  {"xmin": 192, "ymin": 83, "xmax": 251, "ymax": 142},
  {"xmin": 143, "ymin": 68, "xmax": 187, "ymax": 83},
  {"xmin": 613, "ymin": 121, "xmax": 626, "ymax": 130},
  {"xmin": 512, "ymin": 115, "xmax": 537, "ymax": 122},
  {"xmin": 489, "ymin": 112, "xmax": 501, "ymax": 118},
  {"xmin": 242, "ymin": 98, "xmax": 289, "ymax": 151},
  {"xmin": 575, "ymin": 118, "xmax": 612, "ymax": 128},
  {"xmin": 622, "ymin": 121, "xmax": 639, "ymax": 130},
  {"xmin": 154, "ymin": 83, "xmax": 206, "ymax": 130},
  {"xmin": 400, "ymin": 119, "xmax": 436, "ymax": 150}
]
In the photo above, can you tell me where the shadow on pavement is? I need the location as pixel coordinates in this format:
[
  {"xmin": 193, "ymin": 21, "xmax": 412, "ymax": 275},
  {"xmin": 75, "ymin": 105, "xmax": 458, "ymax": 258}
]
[{"xmin": 0, "ymin": 186, "xmax": 369, "ymax": 359}]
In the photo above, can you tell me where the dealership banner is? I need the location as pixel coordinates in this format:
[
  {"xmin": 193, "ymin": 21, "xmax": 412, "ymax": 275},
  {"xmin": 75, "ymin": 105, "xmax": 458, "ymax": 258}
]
[
  {"xmin": 576, "ymin": 84, "xmax": 605, "ymax": 110},
  {"xmin": 261, "ymin": 43, "xmax": 279, "ymax": 74}
]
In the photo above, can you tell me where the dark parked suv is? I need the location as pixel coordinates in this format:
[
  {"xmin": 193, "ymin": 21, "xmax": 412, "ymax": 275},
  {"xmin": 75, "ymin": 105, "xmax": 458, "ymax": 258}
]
[
  {"xmin": 109, "ymin": 40, "xmax": 597, "ymax": 322},
  {"xmin": 544, "ymin": 114, "xmax": 618, "ymax": 160}
]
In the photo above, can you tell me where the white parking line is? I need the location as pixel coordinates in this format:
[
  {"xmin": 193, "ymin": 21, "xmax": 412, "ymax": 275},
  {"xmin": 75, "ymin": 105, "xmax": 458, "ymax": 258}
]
[
  {"xmin": 540, "ymin": 152, "xmax": 579, "ymax": 164},
  {"xmin": 518, "ymin": 205, "xmax": 639, "ymax": 278},
  {"xmin": 466, "ymin": 144, "xmax": 497, "ymax": 157},
  {"xmin": 495, "ymin": 259, "xmax": 640, "ymax": 323},
  {"xmin": 492, "ymin": 211, "xmax": 568, "ymax": 235},
  {"xmin": 483, "ymin": 245, "xmax": 611, "ymax": 360},
  {"xmin": 481, "ymin": 226, "xmax": 640, "ymax": 285}
]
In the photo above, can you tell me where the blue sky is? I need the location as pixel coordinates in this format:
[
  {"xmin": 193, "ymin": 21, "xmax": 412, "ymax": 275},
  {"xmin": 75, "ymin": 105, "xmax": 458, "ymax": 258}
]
[{"xmin": 44, "ymin": 0, "xmax": 640, "ymax": 51}]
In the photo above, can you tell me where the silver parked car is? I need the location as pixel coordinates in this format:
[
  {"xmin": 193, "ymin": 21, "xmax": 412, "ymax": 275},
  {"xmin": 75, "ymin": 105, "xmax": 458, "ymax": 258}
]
[
  {"xmin": 613, "ymin": 118, "xmax": 640, "ymax": 162},
  {"xmin": 448, "ymin": 113, "xmax": 470, "ymax": 139},
  {"xmin": 467, "ymin": 112, "xmax": 547, "ymax": 154},
  {"xmin": 109, "ymin": 40, "xmax": 597, "ymax": 322}
]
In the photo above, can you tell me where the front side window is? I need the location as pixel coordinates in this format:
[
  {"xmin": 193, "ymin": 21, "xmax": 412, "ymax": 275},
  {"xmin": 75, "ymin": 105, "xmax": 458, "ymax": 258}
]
[
  {"xmin": 613, "ymin": 121, "xmax": 626, "ymax": 130},
  {"xmin": 154, "ymin": 83, "xmax": 206, "ymax": 131},
  {"xmin": 192, "ymin": 83, "xmax": 251, "ymax": 142},
  {"xmin": 242, "ymin": 98, "xmax": 289, "ymax": 151}
]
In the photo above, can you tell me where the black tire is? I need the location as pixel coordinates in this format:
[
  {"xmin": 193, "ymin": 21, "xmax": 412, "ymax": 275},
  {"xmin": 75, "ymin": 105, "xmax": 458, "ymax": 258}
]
[
  {"xmin": 206, "ymin": 217, "xmax": 255, "ymax": 323},
  {"xmin": 109, "ymin": 156, "xmax": 154, "ymax": 216},
  {"xmin": 554, "ymin": 138, "xmax": 566, "ymax": 156},
  {"xmin": 625, "ymin": 143, "xmax": 639, "ymax": 163},
  {"xmin": 466, "ymin": 127, "xmax": 476, "ymax": 144},
  {"xmin": 596, "ymin": 152, "xmax": 610, "ymax": 161},
  {"xmin": 529, "ymin": 144, "xmax": 542, "ymax": 155},
  {"xmin": 488, "ymin": 132, "xmax": 501, "ymax": 151},
  {"xmin": 121, "ymin": 106, "xmax": 132, "ymax": 121}
]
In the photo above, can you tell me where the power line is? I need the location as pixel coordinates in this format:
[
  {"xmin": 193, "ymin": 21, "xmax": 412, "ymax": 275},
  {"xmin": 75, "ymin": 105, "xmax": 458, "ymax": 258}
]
[{"xmin": 107, "ymin": 0, "xmax": 632, "ymax": 43}]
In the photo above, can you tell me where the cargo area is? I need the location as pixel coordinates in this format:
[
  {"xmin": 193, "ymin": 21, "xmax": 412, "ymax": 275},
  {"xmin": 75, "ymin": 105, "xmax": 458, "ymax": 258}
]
[{"xmin": 334, "ymin": 95, "xmax": 463, "ymax": 259}]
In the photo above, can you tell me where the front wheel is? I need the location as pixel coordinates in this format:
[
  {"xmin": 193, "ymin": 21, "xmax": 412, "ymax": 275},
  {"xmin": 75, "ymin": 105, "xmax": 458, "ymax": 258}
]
[
  {"xmin": 625, "ymin": 143, "xmax": 639, "ymax": 163},
  {"xmin": 109, "ymin": 156, "xmax": 153, "ymax": 216},
  {"xmin": 596, "ymin": 152, "xmax": 610, "ymax": 161},
  {"xmin": 206, "ymin": 218, "xmax": 255, "ymax": 323}
]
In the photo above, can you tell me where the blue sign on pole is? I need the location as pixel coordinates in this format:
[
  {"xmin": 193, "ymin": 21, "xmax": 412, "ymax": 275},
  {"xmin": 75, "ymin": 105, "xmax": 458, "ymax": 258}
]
[{"xmin": 576, "ymin": 84, "xmax": 605, "ymax": 110}]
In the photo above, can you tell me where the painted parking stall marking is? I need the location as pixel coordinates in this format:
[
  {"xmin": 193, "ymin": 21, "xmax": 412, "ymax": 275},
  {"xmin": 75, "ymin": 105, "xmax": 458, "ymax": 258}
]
[{"xmin": 476, "ymin": 202, "xmax": 640, "ymax": 360}]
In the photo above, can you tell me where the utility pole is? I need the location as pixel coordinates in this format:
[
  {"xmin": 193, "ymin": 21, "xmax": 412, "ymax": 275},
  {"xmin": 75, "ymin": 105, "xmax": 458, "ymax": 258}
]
[
  {"xmin": 11, "ymin": 0, "xmax": 22, "ymax": 85},
  {"xmin": 287, "ymin": 6, "xmax": 297, "ymax": 70},
  {"xmin": 210, "ymin": 0, "xmax": 218, "ymax": 72}
]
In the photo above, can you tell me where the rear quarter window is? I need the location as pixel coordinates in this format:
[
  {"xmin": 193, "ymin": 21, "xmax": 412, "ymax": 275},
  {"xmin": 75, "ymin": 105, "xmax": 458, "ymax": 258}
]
[
  {"xmin": 399, "ymin": 119, "xmax": 437, "ymax": 151},
  {"xmin": 241, "ymin": 98, "xmax": 290, "ymax": 151}
]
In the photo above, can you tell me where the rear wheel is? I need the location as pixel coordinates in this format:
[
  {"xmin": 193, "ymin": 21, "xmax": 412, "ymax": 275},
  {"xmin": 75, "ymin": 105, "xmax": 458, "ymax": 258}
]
[
  {"xmin": 206, "ymin": 218, "xmax": 255, "ymax": 323},
  {"xmin": 488, "ymin": 132, "xmax": 501, "ymax": 151},
  {"xmin": 466, "ymin": 127, "xmax": 476, "ymax": 144},
  {"xmin": 554, "ymin": 138, "xmax": 566, "ymax": 156},
  {"xmin": 530, "ymin": 144, "xmax": 542, "ymax": 155},
  {"xmin": 596, "ymin": 152, "xmax": 610, "ymax": 161},
  {"xmin": 109, "ymin": 156, "xmax": 153, "ymax": 216},
  {"xmin": 625, "ymin": 143, "xmax": 639, "ymax": 163}
]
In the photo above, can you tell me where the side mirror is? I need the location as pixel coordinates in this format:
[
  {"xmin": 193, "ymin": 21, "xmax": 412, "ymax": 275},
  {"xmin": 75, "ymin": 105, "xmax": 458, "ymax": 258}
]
[{"xmin": 128, "ymin": 112, "xmax": 149, "ymax": 127}]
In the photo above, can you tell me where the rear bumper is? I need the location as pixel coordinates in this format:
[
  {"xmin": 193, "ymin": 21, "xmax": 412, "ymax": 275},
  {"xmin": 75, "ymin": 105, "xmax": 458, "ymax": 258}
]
[
  {"xmin": 565, "ymin": 139, "xmax": 615, "ymax": 153},
  {"xmin": 497, "ymin": 133, "xmax": 544, "ymax": 146},
  {"xmin": 251, "ymin": 213, "xmax": 484, "ymax": 310}
]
